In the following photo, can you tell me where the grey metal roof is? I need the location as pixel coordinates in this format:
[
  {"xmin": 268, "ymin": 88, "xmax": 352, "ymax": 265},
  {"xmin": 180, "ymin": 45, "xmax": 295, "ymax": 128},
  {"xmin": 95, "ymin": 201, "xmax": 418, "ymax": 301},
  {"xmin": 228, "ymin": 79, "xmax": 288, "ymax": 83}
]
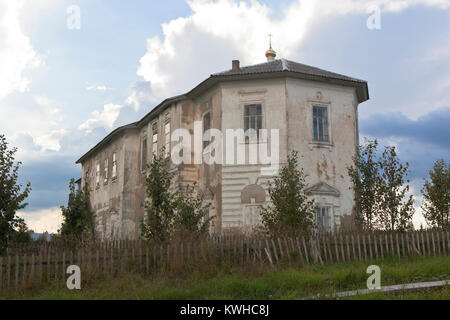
[{"xmin": 213, "ymin": 58, "xmax": 366, "ymax": 84}]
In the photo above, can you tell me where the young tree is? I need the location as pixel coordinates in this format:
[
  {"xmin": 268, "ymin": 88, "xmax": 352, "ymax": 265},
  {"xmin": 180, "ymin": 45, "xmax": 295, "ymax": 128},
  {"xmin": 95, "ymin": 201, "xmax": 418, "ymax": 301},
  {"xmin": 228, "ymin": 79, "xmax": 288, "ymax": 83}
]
[
  {"xmin": 260, "ymin": 151, "xmax": 316, "ymax": 238},
  {"xmin": 376, "ymin": 146, "xmax": 415, "ymax": 231},
  {"xmin": 59, "ymin": 179, "xmax": 94, "ymax": 240},
  {"xmin": 141, "ymin": 151, "xmax": 178, "ymax": 243},
  {"xmin": 173, "ymin": 183, "xmax": 213, "ymax": 240},
  {"xmin": 421, "ymin": 159, "xmax": 449, "ymax": 229},
  {"xmin": 0, "ymin": 134, "xmax": 31, "ymax": 254},
  {"xmin": 348, "ymin": 139, "xmax": 380, "ymax": 231}
]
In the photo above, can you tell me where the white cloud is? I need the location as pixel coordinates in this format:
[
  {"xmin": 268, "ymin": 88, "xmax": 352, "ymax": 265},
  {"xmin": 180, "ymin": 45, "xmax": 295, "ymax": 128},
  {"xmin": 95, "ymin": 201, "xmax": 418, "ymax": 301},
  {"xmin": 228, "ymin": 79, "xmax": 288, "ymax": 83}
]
[
  {"xmin": 87, "ymin": 85, "xmax": 112, "ymax": 92},
  {"xmin": 135, "ymin": 0, "xmax": 450, "ymax": 103},
  {"xmin": 0, "ymin": 0, "xmax": 41, "ymax": 101},
  {"xmin": 17, "ymin": 206, "xmax": 63, "ymax": 234},
  {"xmin": 34, "ymin": 129, "xmax": 69, "ymax": 152},
  {"xmin": 79, "ymin": 103, "xmax": 124, "ymax": 134}
]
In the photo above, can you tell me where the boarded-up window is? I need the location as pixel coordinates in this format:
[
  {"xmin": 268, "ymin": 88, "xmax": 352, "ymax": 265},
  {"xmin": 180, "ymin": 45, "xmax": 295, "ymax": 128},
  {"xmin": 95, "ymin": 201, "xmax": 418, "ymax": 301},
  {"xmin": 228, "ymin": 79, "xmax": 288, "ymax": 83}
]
[{"xmin": 313, "ymin": 105, "xmax": 329, "ymax": 142}]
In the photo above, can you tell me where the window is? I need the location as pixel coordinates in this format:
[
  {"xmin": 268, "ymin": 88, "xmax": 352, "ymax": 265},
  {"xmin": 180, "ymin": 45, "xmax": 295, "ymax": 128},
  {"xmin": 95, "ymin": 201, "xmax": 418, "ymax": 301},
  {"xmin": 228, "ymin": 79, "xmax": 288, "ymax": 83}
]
[
  {"xmin": 244, "ymin": 104, "xmax": 262, "ymax": 142},
  {"xmin": 104, "ymin": 159, "xmax": 108, "ymax": 183},
  {"xmin": 315, "ymin": 207, "xmax": 330, "ymax": 233},
  {"xmin": 312, "ymin": 105, "xmax": 329, "ymax": 142},
  {"xmin": 85, "ymin": 169, "xmax": 89, "ymax": 183},
  {"xmin": 164, "ymin": 120, "xmax": 170, "ymax": 157},
  {"xmin": 152, "ymin": 122, "xmax": 158, "ymax": 158},
  {"xmin": 203, "ymin": 112, "xmax": 211, "ymax": 150},
  {"xmin": 95, "ymin": 163, "xmax": 100, "ymax": 187},
  {"xmin": 141, "ymin": 136, "xmax": 147, "ymax": 171},
  {"xmin": 112, "ymin": 152, "xmax": 117, "ymax": 179}
]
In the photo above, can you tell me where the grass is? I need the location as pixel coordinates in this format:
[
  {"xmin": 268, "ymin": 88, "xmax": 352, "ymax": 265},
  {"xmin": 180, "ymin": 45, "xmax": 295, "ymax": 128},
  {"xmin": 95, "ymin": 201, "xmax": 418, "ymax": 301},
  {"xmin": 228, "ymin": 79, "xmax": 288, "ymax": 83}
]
[{"xmin": 1, "ymin": 255, "xmax": 448, "ymax": 300}]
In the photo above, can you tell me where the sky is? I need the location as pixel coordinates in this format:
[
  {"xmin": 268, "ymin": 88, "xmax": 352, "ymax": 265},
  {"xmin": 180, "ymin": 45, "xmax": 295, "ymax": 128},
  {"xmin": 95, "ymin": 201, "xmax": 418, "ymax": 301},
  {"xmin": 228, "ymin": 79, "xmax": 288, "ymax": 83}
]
[{"xmin": 0, "ymin": 0, "xmax": 449, "ymax": 233}]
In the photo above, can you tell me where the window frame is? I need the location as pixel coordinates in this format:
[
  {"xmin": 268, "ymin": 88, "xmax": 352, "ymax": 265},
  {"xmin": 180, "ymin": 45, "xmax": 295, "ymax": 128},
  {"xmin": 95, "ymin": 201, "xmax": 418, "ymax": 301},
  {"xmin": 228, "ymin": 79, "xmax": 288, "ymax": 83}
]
[
  {"xmin": 315, "ymin": 206, "xmax": 331, "ymax": 233},
  {"xmin": 95, "ymin": 163, "xmax": 100, "ymax": 188},
  {"xmin": 308, "ymin": 101, "xmax": 333, "ymax": 147},
  {"xmin": 240, "ymin": 101, "xmax": 266, "ymax": 144},
  {"xmin": 164, "ymin": 117, "xmax": 171, "ymax": 158},
  {"xmin": 104, "ymin": 158, "xmax": 109, "ymax": 184},
  {"xmin": 151, "ymin": 121, "xmax": 158, "ymax": 159},
  {"xmin": 141, "ymin": 135, "xmax": 148, "ymax": 172},
  {"xmin": 112, "ymin": 152, "xmax": 117, "ymax": 180}
]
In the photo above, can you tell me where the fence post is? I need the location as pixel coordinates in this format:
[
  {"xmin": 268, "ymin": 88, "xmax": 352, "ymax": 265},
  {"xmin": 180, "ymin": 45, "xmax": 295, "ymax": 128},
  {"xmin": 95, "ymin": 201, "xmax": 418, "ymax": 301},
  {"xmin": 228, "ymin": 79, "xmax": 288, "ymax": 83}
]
[
  {"xmin": 351, "ymin": 235, "xmax": 356, "ymax": 261},
  {"xmin": 395, "ymin": 233, "xmax": 400, "ymax": 259},
  {"xmin": 368, "ymin": 234, "xmax": 373, "ymax": 260},
  {"xmin": 31, "ymin": 254, "xmax": 35, "ymax": 284},
  {"xmin": 357, "ymin": 235, "xmax": 361, "ymax": 262}
]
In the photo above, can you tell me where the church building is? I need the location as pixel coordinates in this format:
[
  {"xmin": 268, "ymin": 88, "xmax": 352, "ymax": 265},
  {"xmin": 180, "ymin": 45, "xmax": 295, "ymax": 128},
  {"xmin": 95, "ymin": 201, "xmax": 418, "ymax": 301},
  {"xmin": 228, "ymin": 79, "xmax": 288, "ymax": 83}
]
[{"xmin": 76, "ymin": 44, "xmax": 369, "ymax": 240}]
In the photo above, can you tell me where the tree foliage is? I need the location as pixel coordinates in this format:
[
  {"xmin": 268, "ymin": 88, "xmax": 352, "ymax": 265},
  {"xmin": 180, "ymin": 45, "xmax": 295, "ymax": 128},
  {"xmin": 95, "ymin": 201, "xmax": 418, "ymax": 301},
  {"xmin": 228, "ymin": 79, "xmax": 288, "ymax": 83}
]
[
  {"xmin": 348, "ymin": 139, "xmax": 380, "ymax": 230},
  {"xmin": 421, "ymin": 159, "xmax": 449, "ymax": 229},
  {"xmin": 260, "ymin": 151, "xmax": 316, "ymax": 238},
  {"xmin": 141, "ymin": 151, "xmax": 213, "ymax": 243},
  {"xmin": 59, "ymin": 178, "xmax": 94, "ymax": 241},
  {"xmin": 376, "ymin": 146, "xmax": 415, "ymax": 231},
  {"xmin": 348, "ymin": 139, "xmax": 415, "ymax": 231},
  {"xmin": 0, "ymin": 134, "xmax": 31, "ymax": 254}
]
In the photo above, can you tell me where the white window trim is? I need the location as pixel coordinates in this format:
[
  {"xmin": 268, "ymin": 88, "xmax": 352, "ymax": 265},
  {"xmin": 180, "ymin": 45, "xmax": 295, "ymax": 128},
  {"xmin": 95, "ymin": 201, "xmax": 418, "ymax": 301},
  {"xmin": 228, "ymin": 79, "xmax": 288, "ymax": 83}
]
[{"xmin": 112, "ymin": 152, "xmax": 117, "ymax": 180}]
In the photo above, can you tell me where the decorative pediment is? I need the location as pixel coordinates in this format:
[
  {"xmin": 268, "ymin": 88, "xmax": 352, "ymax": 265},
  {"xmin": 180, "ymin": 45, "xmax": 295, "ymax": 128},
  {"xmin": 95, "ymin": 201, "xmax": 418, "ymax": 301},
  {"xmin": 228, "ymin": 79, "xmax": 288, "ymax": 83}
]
[{"xmin": 305, "ymin": 182, "xmax": 340, "ymax": 197}]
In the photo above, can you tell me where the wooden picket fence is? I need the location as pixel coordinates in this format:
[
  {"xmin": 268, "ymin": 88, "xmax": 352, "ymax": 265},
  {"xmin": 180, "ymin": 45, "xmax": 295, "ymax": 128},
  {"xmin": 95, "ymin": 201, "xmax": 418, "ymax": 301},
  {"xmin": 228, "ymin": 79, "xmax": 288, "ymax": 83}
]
[{"xmin": 0, "ymin": 230, "xmax": 448, "ymax": 292}]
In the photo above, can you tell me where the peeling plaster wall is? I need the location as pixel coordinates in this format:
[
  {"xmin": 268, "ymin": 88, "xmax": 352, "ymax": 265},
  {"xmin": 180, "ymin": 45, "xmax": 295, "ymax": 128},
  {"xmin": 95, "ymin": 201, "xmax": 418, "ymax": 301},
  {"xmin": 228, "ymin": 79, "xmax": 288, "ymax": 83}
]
[
  {"xmin": 286, "ymin": 77, "xmax": 359, "ymax": 230},
  {"xmin": 80, "ymin": 75, "xmax": 362, "ymax": 239}
]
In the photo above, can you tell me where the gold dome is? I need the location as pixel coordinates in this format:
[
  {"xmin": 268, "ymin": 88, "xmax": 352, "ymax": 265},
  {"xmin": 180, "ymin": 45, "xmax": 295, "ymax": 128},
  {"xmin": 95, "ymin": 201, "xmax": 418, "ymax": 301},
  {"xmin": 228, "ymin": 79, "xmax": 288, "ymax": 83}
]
[{"xmin": 265, "ymin": 47, "xmax": 276, "ymax": 61}]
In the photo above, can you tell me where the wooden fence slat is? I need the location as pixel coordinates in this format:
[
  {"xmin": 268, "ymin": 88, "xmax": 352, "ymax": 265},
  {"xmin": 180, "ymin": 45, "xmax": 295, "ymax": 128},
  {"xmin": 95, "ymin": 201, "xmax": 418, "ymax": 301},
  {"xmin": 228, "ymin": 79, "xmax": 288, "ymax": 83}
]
[
  {"xmin": 23, "ymin": 253, "xmax": 27, "ymax": 286},
  {"xmin": 302, "ymin": 237, "xmax": 309, "ymax": 264},
  {"xmin": 436, "ymin": 232, "xmax": 441, "ymax": 255},
  {"xmin": 62, "ymin": 252, "xmax": 66, "ymax": 281},
  {"xmin": 426, "ymin": 231, "xmax": 431, "ymax": 256},
  {"xmin": 322, "ymin": 237, "xmax": 328, "ymax": 262},
  {"xmin": 396, "ymin": 233, "xmax": 400, "ymax": 259},
  {"xmin": 346, "ymin": 235, "xmax": 350, "ymax": 261},
  {"xmin": 334, "ymin": 236, "xmax": 340, "ymax": 262},
  {"xmin": 362, "ymin": 235, "xmax": 367, "ymax": 261},
  {"xmin": 7, "ymin": 255, "xmax": 10, "ymax": 289},
  {"xmin": 401, "ymin": 233, "xmax": 405, "ymax": 257},
  {"xmin": 379, "ymin": 234, "xmax": 384, "ymax": 259},
  {"xmin": 0, "ymin": 256, "xmax": 2, "ymax": 291},
  {"xmin": 271, "ymin": 239, "xmax": 279, "ymax": 262},
  {"xmin": 373, "ymin": 234, "xmax": 378, "ymax": 260},
  {"xmin": 351, "ymin": 235, "xmax": 356, "ymax": 261},
  {"xmin": 15, "ymin": 254, "xmax": 19, "ymax": 290},
  {"xmin": 431, "ymin": 232, "xmax": 436, "ymax": 256},
  {"xmin": 327, "ymin": 236, "xmax": 333, "ymax": 262},
  {"xmin": 55, "ymin": 251, "xmax": 58, "ymax": 281},
  {"xmin": 357, "ymin": 235, "xmax": 361, "ymax": 262},
  {"xmin": 339, "ymin": 235, "xmax": 345, "ymax": 262},
  {"xmin": 31, "ymin": 254, "xmax": 35, "ymax": 284},
  {"xmin": 39, "ymin": 253, "xmax": 42, "ymax": 285},
  {"xmin": 406, "ymin": 233, "xmax": 411, "ymax": 255},
  {"xmin": 368, "ymin": 234, "xmax": 373, "ymax": 260},
  {"xmin": 421, "ymin": 232, "xmax": 425, "ymax": 255}
]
